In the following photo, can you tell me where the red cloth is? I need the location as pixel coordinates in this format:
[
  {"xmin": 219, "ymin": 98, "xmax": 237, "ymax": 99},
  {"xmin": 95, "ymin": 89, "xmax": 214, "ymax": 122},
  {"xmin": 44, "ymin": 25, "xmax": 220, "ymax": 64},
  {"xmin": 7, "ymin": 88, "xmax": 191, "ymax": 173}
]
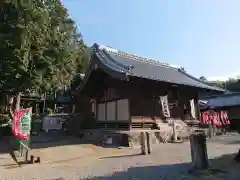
[
  {"xmin": 212, "ymin": 112, "xmax": 222, "ymax": 126},
  {"xmin": 202, "ymin": 111, "xmax": 210, "ymax": 124},
  {"xmin": 216, "ymin": 112, "xmax": 222, "ymax": 126},
  {"xmin": 220, "ymin": 111, "xmax": 225, "ymax": 125},
  {"xmin": 221, "ymin": 111, "xmax": 230, "ymax": 125}
]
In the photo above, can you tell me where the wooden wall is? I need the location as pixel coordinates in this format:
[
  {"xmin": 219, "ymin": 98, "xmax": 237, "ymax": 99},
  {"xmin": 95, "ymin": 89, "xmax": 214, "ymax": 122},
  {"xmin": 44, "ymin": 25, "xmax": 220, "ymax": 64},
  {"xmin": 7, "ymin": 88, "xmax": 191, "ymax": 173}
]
[{"xmin": 77, "ymin": 70, "xmax": 201, "ymax": 129}]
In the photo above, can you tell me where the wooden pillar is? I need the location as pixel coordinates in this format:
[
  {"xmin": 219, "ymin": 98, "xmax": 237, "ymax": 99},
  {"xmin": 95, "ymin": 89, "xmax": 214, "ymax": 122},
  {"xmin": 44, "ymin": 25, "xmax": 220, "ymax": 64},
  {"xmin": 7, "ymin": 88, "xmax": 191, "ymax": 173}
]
[
  {"xmin": 30, "ymin": 155, "xmax": 34, "ymax": 164},
  {"xmin": 140, "ymin": 132, "xmax": 152, "ymax": 155},
  {"xmin": 195, "ymin": 94, "xmax": 201, "ymax": 120},
  {"xmin": 172, "ymin": 120, "xmax": 177, "ymax": 142},
  {"xmin": 208, "ymin": 123, "xmax": 213, "ymax": 138},
  {"xmin": 115, "ymin": 99, "xmax": 118, "ymax": 121},
  {"xmin": 190, "ymin": 133, "xmax": 209, "ymax": 169},
  {"xmin": 95, "ymin": 99, "xmax": 98, "ymax": 121},
  {"xmin": 140, "ymin": 132, "xmax": 147, "ymax": 155},
  {"xmin": 176, "ymin": 91, "xmax": 184, "ymax": 120},
  {"xmin": 212, "ymin": 125, "xmax": 216, "ymax": 136},
  {"xmin": 146, "ymin": 132, "xmax": 152, "ymax": 154},
  {"xmin": 128, "ymin": 98, "xmax": 131, "ymax": 130},
  {"xmin": 104, "ymin": 97, "xmax": 107, "ymax": 122}
]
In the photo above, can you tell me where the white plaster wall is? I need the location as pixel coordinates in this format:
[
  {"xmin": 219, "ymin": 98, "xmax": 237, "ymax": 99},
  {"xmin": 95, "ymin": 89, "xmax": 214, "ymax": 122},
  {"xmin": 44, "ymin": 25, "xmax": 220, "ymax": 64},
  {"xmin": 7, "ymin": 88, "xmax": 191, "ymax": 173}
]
[
  {"xmin": 97, "ymin": 103, "xmax": 105, "ymax": 121},
  {"xmin": 107, "ymin": 101, "xmax": 116, "ymax": 120},
  {"xmin": 117, "ymin": 99, "xmax": 129, "ymax": 121}
]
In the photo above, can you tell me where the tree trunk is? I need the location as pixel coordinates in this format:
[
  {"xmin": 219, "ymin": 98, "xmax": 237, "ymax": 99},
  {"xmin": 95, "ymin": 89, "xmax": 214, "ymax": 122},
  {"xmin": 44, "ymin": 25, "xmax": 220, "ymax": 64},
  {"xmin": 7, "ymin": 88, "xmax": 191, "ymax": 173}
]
[
  {"xmin": 15, "ymin": 92, "xmax": 21, "ymax": 111},
  {"xmin": 7, "ymin": 92, "xmax": 21, "ymax": 120},
  {"xmin": 190, "ymin": 133, "xmax": 209, "ymax": 169},
  {"xmin": 8, "ymin": 95, "xmax": 14, "ymax": 121}
]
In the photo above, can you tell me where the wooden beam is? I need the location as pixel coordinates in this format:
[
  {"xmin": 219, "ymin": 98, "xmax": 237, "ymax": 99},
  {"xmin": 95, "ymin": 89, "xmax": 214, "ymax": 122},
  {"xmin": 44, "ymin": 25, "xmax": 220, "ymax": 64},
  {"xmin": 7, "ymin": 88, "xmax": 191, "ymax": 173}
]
[
  {"xmin": 176, "ymin": 90, "xmax": 184, "ymax": 120},
  {"xmin": 115, "ymin": 100, "xmax": 118, "ymax": 121},
  {"xmin": 196, "ymin": 93, "xmax": 201, "ymax": 120},
  {"xmin": 128, "ymin": 98, "xmax": 132, "ymax": 130}
]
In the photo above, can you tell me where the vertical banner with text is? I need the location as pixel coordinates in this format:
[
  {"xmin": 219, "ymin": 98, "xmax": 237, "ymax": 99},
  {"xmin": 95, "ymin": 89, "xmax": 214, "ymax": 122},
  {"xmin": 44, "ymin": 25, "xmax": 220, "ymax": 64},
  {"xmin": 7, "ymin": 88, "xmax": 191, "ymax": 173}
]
[
  {"xmin": 160, "ymin": 95, "xmax": 170, "ymax": 117},
  {"xmin": 12, "ymin": 108, "xmax": 32, "ymax": 140}
]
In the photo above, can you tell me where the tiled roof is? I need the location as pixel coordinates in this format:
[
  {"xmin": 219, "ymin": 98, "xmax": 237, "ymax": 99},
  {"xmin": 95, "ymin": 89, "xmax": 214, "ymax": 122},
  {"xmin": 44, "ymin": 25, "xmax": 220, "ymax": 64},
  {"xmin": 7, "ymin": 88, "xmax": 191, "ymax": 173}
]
[
  {"xmin": 81, "ymin": 44, "xmax": 225, "ymax": 92},
  {"xmin": 202, "ymin": 92, "xmax": 240, "ymax": 108}
]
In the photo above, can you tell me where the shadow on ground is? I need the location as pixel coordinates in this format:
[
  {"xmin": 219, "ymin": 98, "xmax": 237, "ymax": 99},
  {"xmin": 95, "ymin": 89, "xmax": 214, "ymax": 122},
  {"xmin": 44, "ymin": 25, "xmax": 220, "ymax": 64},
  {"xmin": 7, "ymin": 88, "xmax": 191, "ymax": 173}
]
[
  {"xmin": 80, "ymin": 153, "xmax": 240, "ymax": 180},
  {"xmin": 0, "ymin": 131, "xmax": 88, "ymax": 153},
  {"xmin": 30, "ymin": 131, "xmax": 83, "ymax": 149},
  {"xmin": 29, "ymin": 131, "xmax": 125, "ymax": 150},
  {"xmin": 99, "ymin": 153, "xmax": 143, "ymax": 159}
]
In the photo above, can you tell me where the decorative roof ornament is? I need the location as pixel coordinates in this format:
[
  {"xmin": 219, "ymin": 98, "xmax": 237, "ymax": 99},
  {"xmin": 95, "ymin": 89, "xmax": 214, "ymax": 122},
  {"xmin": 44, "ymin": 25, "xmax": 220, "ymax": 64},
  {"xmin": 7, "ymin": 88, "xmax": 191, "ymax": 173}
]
[
  {"xmin": 98, "ymin": 45, "xmax": 118, "ymax": 54},
  {"xmin": 117, "ymin": 51, "xmax": 172, "ymax": 68},
  {"xmin": 98, "ymin": 44, "xmax": 178, "ymax": 68}
]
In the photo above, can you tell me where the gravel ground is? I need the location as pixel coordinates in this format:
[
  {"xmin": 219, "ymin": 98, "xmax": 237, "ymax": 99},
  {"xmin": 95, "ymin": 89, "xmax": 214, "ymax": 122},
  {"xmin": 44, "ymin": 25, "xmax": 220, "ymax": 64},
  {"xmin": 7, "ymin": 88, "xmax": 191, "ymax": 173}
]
[{"xmin": 0, "ymin": 134, "xmax": 240, "ymax": 180}]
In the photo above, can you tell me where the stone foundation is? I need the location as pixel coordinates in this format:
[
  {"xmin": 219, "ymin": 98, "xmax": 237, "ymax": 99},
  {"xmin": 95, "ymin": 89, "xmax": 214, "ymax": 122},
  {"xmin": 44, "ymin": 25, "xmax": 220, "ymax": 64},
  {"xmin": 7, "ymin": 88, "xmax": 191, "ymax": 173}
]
[
  {"xmin": 79, "ymin": 119, "xmax": 193, "ymax": 147},
  {"xmin": 79, "ymin": 129, "xmax": 190, "ymax": 148}
]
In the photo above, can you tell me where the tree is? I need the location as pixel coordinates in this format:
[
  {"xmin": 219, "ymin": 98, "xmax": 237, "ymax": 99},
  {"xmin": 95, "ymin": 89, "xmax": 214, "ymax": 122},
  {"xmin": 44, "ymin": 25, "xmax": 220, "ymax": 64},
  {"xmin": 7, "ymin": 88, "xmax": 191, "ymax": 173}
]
[
  {"xmin": 1, "ymin": 0, "xmax": 52, "ymax": 112},
  {"xmin": 70, "ymin": 47, "xmax": 91, "ymax": 90},
  {"xmin": 42, "ymin": 0, "xmax": 89, "ymax": 92},
  {"xmin": 0, "ymin": 0, "xmax": 88, "ymax": 117}
]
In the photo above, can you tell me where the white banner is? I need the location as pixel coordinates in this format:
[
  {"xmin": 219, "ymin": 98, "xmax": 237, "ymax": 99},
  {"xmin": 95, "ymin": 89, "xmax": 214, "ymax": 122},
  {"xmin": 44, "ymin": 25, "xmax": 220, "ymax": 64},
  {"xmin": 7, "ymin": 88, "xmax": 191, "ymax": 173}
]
[
  {"xmin": 190, "ymin": 99, "xmax": 196, "ymax": 119},
  {"xmin": 160, "ymin": 95, "xmax": 170, "ymax": 117}
]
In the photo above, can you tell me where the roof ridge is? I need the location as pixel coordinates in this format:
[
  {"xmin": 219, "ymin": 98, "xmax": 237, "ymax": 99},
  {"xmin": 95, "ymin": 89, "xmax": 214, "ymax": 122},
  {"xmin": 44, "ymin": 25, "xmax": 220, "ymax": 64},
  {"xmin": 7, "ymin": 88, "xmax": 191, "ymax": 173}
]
[
  {"xmin": 179, "ymin": 69, "xmax": 225, "ymax": 91},
  {"xmin": 117, "ymin": 51, "xmax": 179, "ymax": 69},
  {"xmin": 97, "ymin": 44, "xmax": 179, "ymax": 69}
]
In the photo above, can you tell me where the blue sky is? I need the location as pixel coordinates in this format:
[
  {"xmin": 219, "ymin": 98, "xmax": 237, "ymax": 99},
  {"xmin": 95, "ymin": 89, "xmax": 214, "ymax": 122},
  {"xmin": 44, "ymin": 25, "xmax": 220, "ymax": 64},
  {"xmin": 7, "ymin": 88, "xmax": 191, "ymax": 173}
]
[{"xmin": 63, "ymin": 0, "xmax": 240, "ymax": 80}]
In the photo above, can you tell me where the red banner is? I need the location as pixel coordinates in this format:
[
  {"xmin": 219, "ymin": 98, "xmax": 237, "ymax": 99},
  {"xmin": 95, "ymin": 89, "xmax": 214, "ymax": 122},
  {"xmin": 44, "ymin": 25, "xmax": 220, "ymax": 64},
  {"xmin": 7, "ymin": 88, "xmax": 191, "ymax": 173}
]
[
  {"xmin": 202, "ymin": 111, "xmax": 210, "ymax": 124},
  {"xmin": 12, "ymin": 108, "xmax": 32, "ymax": 140},
  {"xmin": 220, "ymin": 111, "xmax": 230, "ymax": 125},
  {"xmin": 213, "ymin": 111, "xmax": 222, "ymax": 126},
  {"xmin": 201, "ymin": 110, "xmax": 231, "ymax": 126}
]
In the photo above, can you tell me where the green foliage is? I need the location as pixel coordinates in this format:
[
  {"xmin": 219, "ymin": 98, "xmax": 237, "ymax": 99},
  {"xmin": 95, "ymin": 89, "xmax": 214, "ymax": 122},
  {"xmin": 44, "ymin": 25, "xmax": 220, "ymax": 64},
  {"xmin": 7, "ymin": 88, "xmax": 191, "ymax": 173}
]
[
  {"xmin": 199, "ymin": 75, "xmax": 240, "ymax": 92},
  {"xmin": 0, "ymin": 0, "xmax": 88, "ymax": 96},
  {"xmin": 0, "ymin": 114, "xmax": 10, "ymax": 125},
  {"xmin": 225, "ymin": 78, "xmax": 240, "ymax": 92}
]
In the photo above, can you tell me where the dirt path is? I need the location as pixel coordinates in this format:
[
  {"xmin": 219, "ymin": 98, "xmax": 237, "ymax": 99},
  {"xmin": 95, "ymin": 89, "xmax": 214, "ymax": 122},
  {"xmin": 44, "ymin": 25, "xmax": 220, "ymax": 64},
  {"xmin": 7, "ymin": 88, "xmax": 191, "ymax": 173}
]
[{"xmin": 0, "ymin": 134, "xmax": 240, "ymax": 180}]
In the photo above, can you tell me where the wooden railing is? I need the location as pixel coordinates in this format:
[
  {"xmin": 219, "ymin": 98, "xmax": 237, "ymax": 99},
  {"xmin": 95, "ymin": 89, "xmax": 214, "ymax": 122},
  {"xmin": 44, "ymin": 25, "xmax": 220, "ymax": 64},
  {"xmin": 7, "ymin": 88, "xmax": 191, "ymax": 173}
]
[
  {"xmin": 96, "ymin": 121, "xmax": 129, "ymax": 129},
  {"xmin": 131, "ymin": 122, "xmax": 154, "ymax": 129}
]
